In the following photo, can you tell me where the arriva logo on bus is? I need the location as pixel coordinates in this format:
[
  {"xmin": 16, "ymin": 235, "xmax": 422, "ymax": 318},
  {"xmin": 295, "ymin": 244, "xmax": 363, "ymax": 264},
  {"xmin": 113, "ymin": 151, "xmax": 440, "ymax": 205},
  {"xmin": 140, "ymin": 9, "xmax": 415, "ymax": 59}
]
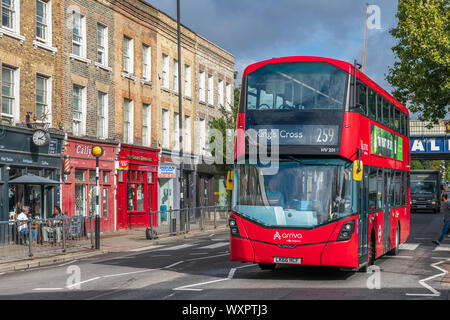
[{"xmin": 273, "ymin": 231, "xmax": 303, "ymax": 242}]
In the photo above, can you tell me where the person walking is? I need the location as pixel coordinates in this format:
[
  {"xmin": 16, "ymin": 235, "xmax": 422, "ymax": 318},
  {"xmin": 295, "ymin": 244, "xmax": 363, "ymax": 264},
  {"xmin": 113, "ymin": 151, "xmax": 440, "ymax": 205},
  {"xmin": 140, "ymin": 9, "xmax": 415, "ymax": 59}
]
[{"xmin": 433, "ymin": 193, "xmax": 450, "ymax": 246}]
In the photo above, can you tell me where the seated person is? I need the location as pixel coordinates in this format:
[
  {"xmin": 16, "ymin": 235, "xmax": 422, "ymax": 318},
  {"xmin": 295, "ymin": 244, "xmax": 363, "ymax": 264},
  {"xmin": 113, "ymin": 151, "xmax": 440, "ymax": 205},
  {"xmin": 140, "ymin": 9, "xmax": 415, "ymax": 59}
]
[
  {"xmin": 16, "ymin": 206, "xmax": 37, "ymax": 246},
  {"xmin": 42, "ymin": 206, "xmax": 63, "ymax": 243},
  {"xmin": 265, "ymin": 176, "xmax": 285, "ymax": 207}
]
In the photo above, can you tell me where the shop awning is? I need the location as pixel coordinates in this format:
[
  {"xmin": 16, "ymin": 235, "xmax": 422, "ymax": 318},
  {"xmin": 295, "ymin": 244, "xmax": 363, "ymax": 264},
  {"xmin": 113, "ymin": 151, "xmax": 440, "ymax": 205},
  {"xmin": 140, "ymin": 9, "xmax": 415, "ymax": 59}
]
[{"xmin": 8, "ymin": 174, "xmax": 61, "ymax": 185}]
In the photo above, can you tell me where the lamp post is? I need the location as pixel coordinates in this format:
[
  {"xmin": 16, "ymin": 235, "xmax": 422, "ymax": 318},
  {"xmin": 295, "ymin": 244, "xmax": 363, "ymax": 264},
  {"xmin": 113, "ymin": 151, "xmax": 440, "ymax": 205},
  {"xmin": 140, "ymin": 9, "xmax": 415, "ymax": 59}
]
[
  {"xmin": 177, "ymin": 0, "xmax": 184, "ymax": 214},
  {"xmin": 91, "ymin": 145, "xmax": 104, "ymax": 249}
]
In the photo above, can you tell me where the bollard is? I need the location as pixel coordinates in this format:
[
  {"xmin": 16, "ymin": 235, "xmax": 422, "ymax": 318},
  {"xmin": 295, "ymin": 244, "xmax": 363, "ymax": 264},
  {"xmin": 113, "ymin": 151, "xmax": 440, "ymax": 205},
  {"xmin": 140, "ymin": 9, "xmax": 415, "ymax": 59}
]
[
  {"xmin": 95, "ymin": 215, "xmax": 100, "ymax": 249},
  {"xmin": 28, "ymin": 219, "xmax": 33, "ymax": 257},
  {"xmin": 62, "ymin": 217, "xmax": 66, "ymax": 252}
]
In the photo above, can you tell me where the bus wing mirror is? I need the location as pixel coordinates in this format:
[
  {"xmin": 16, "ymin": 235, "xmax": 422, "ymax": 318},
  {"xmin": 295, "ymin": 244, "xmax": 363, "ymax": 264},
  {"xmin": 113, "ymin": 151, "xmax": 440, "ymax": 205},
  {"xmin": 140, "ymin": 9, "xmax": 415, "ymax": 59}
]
[{"xmin": 353, "ymin": 160, "xmax": 363, "ymax": 181}]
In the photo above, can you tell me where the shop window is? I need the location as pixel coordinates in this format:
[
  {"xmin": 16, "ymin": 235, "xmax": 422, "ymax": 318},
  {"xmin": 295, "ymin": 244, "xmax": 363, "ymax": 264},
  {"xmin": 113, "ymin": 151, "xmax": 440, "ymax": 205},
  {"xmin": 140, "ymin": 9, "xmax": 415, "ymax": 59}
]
[
  {"xmin": 118, "ymin": 170, "xmax": 124, "ymax": 182},
  {"xmin": 103, "ymin": 171, "xmax": 109, "ymax": 183},
  {"xmin": 89, "ymin": 170, "xmax": 96, "ymax": 183},
  {"xmin": 103, "ymin": 188, "xmax": 108, "ymax": 218},
  {"xmin": 127, "ymin": 183, "xmax": 135, "ymax": 211},
  {"xmin": 75, "ymin": 169, "xmax": 85, "ymax": 182},
  {"xmin": 147, "ymin": 172, "xmax": 153, "ymax": 184}
]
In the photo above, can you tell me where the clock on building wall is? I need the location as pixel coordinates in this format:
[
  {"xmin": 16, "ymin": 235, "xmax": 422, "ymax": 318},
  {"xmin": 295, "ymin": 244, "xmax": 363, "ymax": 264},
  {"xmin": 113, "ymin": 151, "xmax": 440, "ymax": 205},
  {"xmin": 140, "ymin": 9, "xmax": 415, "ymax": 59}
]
[{"xmin": 32, "ymin": 128, "xmax": 50, "ymax": 147}]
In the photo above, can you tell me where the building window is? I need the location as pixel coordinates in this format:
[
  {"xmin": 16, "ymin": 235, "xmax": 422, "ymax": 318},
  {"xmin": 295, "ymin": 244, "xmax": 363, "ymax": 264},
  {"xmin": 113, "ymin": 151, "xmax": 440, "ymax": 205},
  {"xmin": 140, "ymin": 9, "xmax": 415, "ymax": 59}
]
[
  {"xmin": 142, "ymin": 104, "xmax": 151, "ymax": 146},
  {"xmin": 36, "ymin": 0, "xmax": 51, "ymax": 44},
  {"xmin": 73, "ymin": 85, "xmax": 86, "ymax": 136},
  {"xmin": 226, "ymin": 82, "xmax": 232, "ymax": 111},
  {"xmin": 162, "ymin": 109, "xmax": 169, "ymax": 149},
  {"xmin": 72, "ymin": 11, "xmax": 85, "ymax": 57},
  {"xmin": 36, "ymin": 74, "xmax": 51, "ymax": 123},
  {"xmin": 97, "ymin": 24, "xmax": 108, "ymax": 66},
  {"xmin": 218, "ymin": 79, "xmax": 224, "ymax": 108},
  {"xmin": 161, "ymin": 54, "xmax": 169, "ymax": 89},
  {"xmin": 123, "ymin": 36, "xmax": 133, "ymax": 74},
  {"xmin": 124, "ymin": 98, "xmax": 133, "ymax": 144},
  {"xmin": 1, "ymin": 65, "xmax": 16, "ymax": 119},
  {"xmin": 97, "ymin": 91, "xmax": 108, "ymax": 138},
  {"xmin": 1, "ymin": 0, "xmax": 17, "ymax": 31},
  {"xmin": 173, "ymin": 59, "xmax": 178, "ymax": 93},
  {"xmin": 142, "ymin": 44, "xmax": 151, "ymax": 81},
  {"xmin": 199, "ymin": 70, "xmax": 205, "ymax": 102},
  {"xmin": 184, "ymin": 115, "xmax": 191, "ymax": 153},
  {"xmin": 208, "ymin": 74, "xmax": 214, "ymax": 105},
  {"xmin": 173, "ymin": 112, "xmax": 179, "ymax": 151},
  {"xmin": 198, "ymin": 118, "xmax": 206, "ymax": 155},
  {"xmin": 184, "ymin": 64, "xmax": 191, "ymax": 98}
]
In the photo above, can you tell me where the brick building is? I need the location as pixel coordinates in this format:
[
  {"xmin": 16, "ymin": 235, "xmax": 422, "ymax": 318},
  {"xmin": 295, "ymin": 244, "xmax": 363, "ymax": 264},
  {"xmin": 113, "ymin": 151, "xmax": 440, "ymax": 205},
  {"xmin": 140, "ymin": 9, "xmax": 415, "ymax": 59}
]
[
  {"xmin": 0, "ymin": 0, "xmax": 65, "ymax": 221},
  {"xmin": 61, "ymin": 0, "xmax": 119, "ymax": 231}
]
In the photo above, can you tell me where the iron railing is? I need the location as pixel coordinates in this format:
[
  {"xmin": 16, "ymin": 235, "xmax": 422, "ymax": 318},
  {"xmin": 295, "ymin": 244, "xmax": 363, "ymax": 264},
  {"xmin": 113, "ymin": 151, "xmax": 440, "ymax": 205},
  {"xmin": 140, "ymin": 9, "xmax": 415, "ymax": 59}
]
[
  {"xmin": 0, "ymin": 215, "xmax": 95, "ymax": 263},
  {"xmin": 147, "ymin": 206, "xmax": 230, "ymax": 239}
]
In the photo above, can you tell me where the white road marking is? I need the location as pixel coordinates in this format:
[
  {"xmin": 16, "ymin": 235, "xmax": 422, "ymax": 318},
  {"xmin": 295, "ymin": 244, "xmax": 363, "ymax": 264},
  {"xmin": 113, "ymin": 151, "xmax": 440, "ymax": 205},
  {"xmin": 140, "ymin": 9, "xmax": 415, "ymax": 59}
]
[
  {"xmin": 66, "ymin": 276, "xmax": 101, "ymax": 289},
  {"xmin": 161, "ymin": 244, "xmax": 195, "ymax": 251},
  {"xmin": 173, "ymin": 264, "xmax": 256, "ymax": 292},
  {"xmin": 197, "ymin": 242, "xmax": 229, "ymax": 249},
  {"xmin": 129, "ymin": 245, "xmax": 165, "ymax": 252},
  {"xmin": 433, "ymin": 245, "xmax": 450, "ymax": 252},
  {"xmin": 162, "ymin": 261, "xmax": 184, "ymax": 269},
  {"xmin": 32, "ymin": 288, "xmax": 63, "ymax": 291},
  {"xmin": 406, "ymin": 260, "xmax": 449, "ymax": 297},
  {"xmin": 399, "ymin": 243, "xmax": 420, "ymax": 250}
]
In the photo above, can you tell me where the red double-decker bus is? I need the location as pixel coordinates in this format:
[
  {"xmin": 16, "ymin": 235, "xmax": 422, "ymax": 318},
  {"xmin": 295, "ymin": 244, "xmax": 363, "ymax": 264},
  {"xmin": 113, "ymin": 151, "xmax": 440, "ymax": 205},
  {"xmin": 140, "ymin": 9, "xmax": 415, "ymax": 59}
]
[{"xmin": 230, "ymin": 56, "xmax": 410, "ymax": 271}]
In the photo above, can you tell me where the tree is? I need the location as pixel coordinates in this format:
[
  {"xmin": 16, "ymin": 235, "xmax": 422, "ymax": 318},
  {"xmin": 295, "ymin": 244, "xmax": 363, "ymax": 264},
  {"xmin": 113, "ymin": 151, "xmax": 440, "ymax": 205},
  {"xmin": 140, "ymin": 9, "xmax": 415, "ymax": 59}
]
[
  {"xmin": 387, "ymin": 0, "xmax": 449, "ymax": 123},
  {"xmin": 207, "ymin": 87, "xmax": 240, "ymax": 175}
]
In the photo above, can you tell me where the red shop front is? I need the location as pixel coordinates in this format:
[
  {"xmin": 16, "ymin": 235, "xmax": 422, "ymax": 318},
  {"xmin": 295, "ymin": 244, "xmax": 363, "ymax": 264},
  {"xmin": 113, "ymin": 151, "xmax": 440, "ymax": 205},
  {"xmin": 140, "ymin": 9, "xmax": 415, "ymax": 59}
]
[
  {"xmin": 62, "ymin": 137, "xmax": 118, "ymax": 232},
  {"xmin": 117, "ymin": 144, "xmax": 159, "ymax": 229}
]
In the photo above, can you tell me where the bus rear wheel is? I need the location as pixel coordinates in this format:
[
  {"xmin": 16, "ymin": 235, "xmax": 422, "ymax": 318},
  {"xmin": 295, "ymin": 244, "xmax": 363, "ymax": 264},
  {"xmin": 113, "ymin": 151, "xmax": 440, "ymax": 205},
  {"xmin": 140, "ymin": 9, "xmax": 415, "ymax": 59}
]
[
  {"xmin": 368, "ymin": 234, "xmax": 376, "ymax": 266},
  {"xmin": 259, "ymin": 263, "xmax": 276, "ymax": 271},
  {"xmin": 388, "ymin": 224, "xmax": 400, "ymax": 256}
]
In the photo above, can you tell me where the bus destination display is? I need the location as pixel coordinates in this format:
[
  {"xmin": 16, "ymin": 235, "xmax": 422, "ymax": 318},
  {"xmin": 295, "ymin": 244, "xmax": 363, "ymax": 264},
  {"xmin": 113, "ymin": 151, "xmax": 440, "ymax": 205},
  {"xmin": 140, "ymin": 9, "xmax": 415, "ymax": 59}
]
[{"xmin": 253, "ymin": 125, "xmax": 339, "ymax": 146}]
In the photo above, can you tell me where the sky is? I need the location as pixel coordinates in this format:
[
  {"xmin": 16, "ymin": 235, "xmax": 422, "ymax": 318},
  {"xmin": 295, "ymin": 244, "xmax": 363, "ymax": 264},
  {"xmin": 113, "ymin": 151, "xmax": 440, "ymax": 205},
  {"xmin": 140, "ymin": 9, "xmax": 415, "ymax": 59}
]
[{"xmin": 145, "ymin": 0, "xmax": 421, "ymax": 119}]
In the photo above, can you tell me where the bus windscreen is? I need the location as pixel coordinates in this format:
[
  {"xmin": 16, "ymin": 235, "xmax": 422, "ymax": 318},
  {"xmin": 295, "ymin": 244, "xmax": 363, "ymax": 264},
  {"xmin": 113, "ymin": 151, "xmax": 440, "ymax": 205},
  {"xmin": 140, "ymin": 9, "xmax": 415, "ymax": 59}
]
[{"xmin": 246, "ymin": 62, "xmax": 348, "ymax": 111}]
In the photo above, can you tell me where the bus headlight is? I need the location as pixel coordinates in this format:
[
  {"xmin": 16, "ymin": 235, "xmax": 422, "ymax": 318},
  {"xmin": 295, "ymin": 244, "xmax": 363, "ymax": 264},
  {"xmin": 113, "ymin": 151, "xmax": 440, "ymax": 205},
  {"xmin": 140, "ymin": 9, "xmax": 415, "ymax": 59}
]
[
  {"xmin": 229, "ymin": 217, "xmax": 240, "ymax": 237},
  {"xmin": 337, "ymin": 220, "xmax": 355, "ymax": 241}
]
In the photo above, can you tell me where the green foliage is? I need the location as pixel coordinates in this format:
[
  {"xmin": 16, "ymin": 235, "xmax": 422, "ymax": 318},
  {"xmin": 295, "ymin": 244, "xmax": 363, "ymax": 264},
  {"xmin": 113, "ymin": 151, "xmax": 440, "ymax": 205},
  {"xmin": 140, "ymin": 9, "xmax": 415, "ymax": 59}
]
[
  {"xmin": 387, "ymin": 0, "xmax": 450, "ymax": 123},
  {"xmin": 208, "ymin": 87, "xmax": 240, "ymax": 175}
]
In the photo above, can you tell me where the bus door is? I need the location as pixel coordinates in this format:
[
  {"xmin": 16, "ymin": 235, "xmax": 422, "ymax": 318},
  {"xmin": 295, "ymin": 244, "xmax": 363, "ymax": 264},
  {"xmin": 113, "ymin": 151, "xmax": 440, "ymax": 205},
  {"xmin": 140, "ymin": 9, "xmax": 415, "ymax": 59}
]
[
  {"xmin": 383, "ymin": 170, "xmax": 392, "ymax": 253},
  {"xmin": 358, "ymin": 167, "xmax": 369, "ymax": 265}
]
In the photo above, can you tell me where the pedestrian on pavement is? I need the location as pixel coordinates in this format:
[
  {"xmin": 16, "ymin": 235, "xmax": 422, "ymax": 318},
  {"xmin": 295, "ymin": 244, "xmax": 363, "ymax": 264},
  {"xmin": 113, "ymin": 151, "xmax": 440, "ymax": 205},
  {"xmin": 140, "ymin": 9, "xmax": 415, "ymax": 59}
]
[
  {"xmin": 433, "ymin": 193, "xmax": 450, "ymax": 246},
  {"xmin": 16, "ymin": 206, "xmax": 37, "ymax": 246}
]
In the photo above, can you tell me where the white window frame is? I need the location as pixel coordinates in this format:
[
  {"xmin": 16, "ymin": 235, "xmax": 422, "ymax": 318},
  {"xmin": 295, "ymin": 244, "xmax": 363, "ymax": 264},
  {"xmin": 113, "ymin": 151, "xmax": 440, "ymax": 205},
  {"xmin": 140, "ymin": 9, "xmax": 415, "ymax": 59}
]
[
  {"xmin": 197, "ymin": 118, "xmax": 206, "ymax": 155},
  {"xmin": 173, "ymin": 112, "xmax": 179, "ymax": 151},
  {"xmin": 97, "ymin": 91, "xmax": 108, "ymax": 139},
  {"xmin": 1, "ymin": 0, "xmax": 20, "ymax": 34},
  {"xmin": 184, "ymin": 115, "xmax": 191, "ymax": 153},
  {"xmin": 142, "ymin": 44, "xmax": 151, "ymax": 81},
  {"xmin": 173, "ymin": 59, "xmax": 178, "ymax": 93},
  {"xmin": 199, "ymin": 70, "xmax": 205, "ymax": 102},
  {"xmin": 162, "ymin": 109, "xmax": 169, "ymax": 149},
  {"xmin": 123, "ymin": 36, "xmax": 134, "ymax": 74},
  {"xmin": 1, "ymin": 64, "xmax": 19, "ymax": 122},
  {"xmin": 184, "ymin": 64, "xmax": 191, "ymax": 98},
  {"xmin": 36, "ymin": 0, "xmax": 52, "ymax": 45},
  {"xmin": 218, "ymin": 79, "xmax": 224, "ymax": 108},
  {"xmin": 72, "ymin": 11, "xmax": 86, "ymax": 58},
  {"xmin": 226, "ymin": 82, "xmax": 232, "ymax": 111},
  {"xmin": 142, "ymin": 103, "xmax": 151, "ymax": 147},
  {"xmin": 208, "ymin": 74, "xmax": 214, "ymax": 105},
  {"xmin": 161, "ymin": 54, "xmax": 169, "ymax": 89},
  {"xmin": 73, "ymin": 84, "xmax": 86, "ymax": 136},
  {"xmin": 35, "ymin": 73, "xmax": 52, "ymax": 124},
  {"xmin": 96, "ymin": 23, "xmax": 108, "ymax": 67},
  {"xmin": 123, "ymin": 98, "xmax": 134, "ymax": 144}
]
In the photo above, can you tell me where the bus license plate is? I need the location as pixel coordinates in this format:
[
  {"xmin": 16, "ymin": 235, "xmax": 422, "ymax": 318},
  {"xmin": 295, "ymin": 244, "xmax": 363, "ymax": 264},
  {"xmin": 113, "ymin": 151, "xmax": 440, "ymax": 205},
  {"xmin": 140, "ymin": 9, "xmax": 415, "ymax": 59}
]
[{"xmin": 273, "ymin": 257, "xmax": 301, "ymax": 264}]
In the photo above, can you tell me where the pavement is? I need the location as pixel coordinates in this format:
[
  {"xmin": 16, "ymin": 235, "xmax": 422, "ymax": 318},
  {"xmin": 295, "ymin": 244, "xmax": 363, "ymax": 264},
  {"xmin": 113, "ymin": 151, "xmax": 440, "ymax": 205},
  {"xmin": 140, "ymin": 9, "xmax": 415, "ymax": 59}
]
[{"xmin": 0, "ymin": 226, "xmax": 228, "ymax": 273}]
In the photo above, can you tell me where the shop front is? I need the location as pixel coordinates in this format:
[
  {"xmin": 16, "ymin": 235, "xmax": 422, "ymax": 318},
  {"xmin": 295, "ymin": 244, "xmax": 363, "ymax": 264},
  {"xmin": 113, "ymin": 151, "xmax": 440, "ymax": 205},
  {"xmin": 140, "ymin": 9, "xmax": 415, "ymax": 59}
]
[
  {"xmin": 0, "ymin": 125, "xmax": 64, "ymax": 222},
  {"xmin": 61, "ymin": 137, "xmax": 118, "ymax": 232},
  {"xmin": 117, "ymin": 145, "xmax": 159, "ymax": 229},
  {"xmin": 158, "ymin": 153, "xmax": 177, "ymax": 226}
]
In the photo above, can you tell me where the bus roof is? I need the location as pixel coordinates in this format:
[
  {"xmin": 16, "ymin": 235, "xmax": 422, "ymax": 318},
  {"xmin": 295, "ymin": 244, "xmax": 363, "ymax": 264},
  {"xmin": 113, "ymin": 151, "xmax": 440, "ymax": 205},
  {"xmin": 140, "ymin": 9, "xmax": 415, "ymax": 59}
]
[{"xmin": 242, "ymin": 56, "xmax": 409, "ymax": 115}]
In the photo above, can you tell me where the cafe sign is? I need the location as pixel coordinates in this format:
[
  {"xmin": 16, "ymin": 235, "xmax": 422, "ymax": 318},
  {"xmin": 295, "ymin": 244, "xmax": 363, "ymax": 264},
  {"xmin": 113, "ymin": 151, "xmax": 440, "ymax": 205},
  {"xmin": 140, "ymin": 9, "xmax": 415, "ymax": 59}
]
[{"xmin": 371, "ymin": 124, "xmax": 403, "ymax": 161}]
